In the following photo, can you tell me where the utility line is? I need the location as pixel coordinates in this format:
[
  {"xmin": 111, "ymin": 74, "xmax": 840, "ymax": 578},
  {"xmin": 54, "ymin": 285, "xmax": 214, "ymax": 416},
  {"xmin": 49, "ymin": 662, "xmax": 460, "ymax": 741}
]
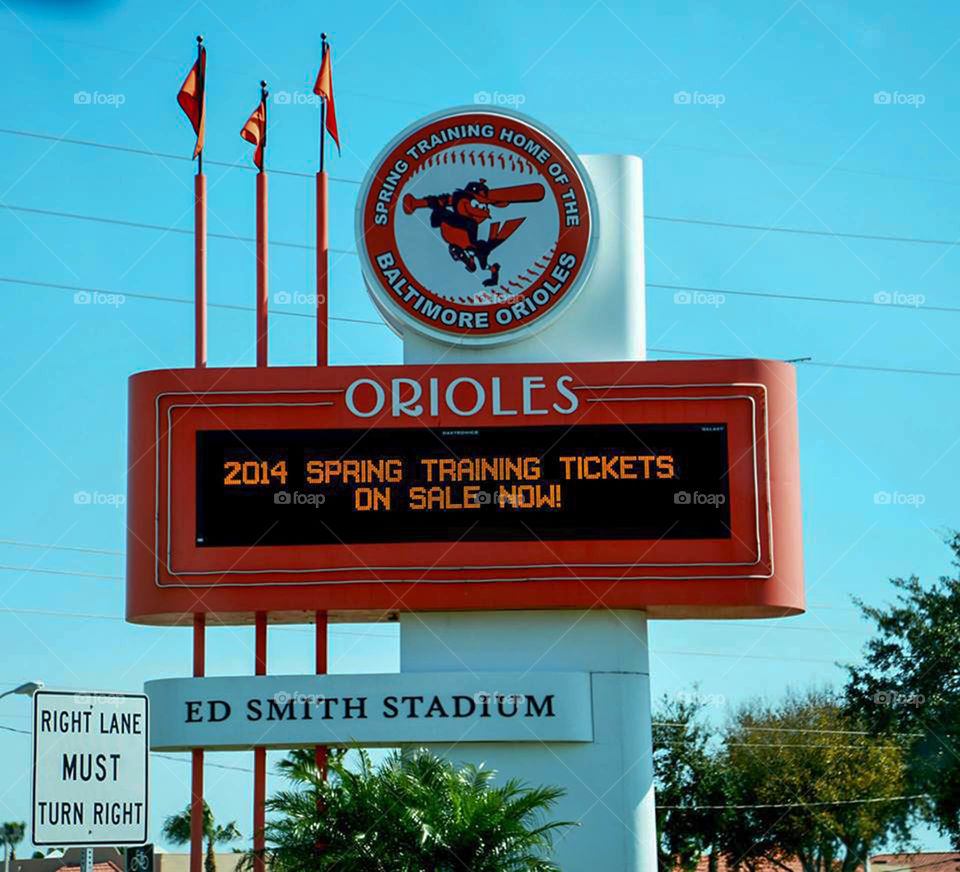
[
  {"xmin": 6, "ymin": 275, "xmax": 960, "ymax": 377},
  {"xmin": 659, "ymin": 794, "xmax": 927, "ymax": 810}
]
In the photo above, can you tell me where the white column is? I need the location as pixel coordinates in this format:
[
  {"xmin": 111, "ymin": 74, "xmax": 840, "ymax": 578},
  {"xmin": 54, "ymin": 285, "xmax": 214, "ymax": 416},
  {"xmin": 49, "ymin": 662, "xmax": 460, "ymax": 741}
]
[{"xmin": 400, "ymin": 610, "xmax": 657, "ymax": 872}]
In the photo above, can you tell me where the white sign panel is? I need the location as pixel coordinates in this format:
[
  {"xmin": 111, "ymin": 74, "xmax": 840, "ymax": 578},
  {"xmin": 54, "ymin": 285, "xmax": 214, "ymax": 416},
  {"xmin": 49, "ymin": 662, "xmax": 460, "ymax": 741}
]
[
  {"xmin": 146, "ymin": 672, "xmax": 592, "ymax": 750},
  {"xmin": 33, "ymin": 690, "xmax": 149, "ymax": 846}
]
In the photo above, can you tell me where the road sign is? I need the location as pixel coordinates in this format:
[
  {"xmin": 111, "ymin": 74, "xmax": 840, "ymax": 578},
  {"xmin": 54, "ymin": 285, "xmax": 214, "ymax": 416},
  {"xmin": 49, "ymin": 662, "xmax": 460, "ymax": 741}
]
[
  {"xmin": 126, "ymin": 843, "xmax": 154, "ymax": 872},
  {"xmin": 32, "ymin": 690, "xmax": 149, "ymax": 846}
]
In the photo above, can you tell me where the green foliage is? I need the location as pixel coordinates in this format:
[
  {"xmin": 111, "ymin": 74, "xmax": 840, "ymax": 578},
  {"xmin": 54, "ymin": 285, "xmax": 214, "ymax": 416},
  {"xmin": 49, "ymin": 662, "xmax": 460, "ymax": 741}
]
[
  {"xmin": 652, "ymin": 693, "xmax": 726, "ymax": 872},
  {"xmin": 846, "ymin": 532, "xmax": 960, "ymax": 845},
  {"xmin": 161, "ymin": 800, "xmax": 241, "ymax": 872},
  {"xmin": 718, "ymin": 688, "xmax": 911, "ymax": 872},
  {"xmin": 247, "ymin": 747, "xmax": 571, "ymax": 871},
  {"xmin": 1, "ymin": 823, "xmax": 25, "ymax": 861}
]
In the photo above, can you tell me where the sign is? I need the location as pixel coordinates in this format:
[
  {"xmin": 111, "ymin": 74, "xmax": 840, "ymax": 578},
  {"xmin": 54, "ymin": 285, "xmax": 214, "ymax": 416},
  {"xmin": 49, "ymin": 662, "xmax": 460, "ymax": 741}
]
[
  {"xmin": 126, "ymin": 844, "xmax": 154, "ymax": 872},
  {"xmin": 196, "ymin": 423, "xmax": 731, "ymax": 547},
  {"xmin": 32, "ymin": 690, "xmax": 148, "ymax": 846},
  {"xmin": 126, "ymin": 357, "xmax": 804, "ymax": 622},
  {"xmin": 356, "ymin": 107, "xmax": 598, "ymax": 345},
  {"xmin": 146, "ymin": 673, "xmax": 593, "ymax": 750}
]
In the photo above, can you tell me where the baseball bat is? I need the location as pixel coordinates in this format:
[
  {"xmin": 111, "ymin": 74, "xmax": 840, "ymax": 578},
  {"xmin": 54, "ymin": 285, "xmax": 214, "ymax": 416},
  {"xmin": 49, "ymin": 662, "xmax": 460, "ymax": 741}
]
[{"xmin": 402, "ymin": 183, "xmax": 545, "ymax": 215}]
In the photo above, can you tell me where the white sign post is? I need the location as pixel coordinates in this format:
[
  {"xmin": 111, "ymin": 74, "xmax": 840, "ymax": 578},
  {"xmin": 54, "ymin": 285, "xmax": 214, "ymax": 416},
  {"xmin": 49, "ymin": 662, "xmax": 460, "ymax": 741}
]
[{"xmin": 32, "ymin": 690, "xmax": 149, "ymax": 846}]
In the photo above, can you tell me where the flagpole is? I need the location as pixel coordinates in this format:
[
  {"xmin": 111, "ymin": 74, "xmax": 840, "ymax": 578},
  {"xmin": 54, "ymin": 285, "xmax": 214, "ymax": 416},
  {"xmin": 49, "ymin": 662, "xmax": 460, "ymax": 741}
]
[
  {"xmin": 316, "ymin": 33, "xmax": 329, "ymax": 367},
  {"xmin": 257, "ymin": 81, "xmax": 269, "ymax": 368},
  {"xmin": 194, "ymin": 34, "xmax": 207, "ymax": 370}
]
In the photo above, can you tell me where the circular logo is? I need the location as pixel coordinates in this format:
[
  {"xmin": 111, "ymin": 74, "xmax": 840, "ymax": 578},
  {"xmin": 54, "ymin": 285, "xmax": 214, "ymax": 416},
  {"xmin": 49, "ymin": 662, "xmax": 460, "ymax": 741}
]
[{"xmin": 356, "ymin": 107, "xmax": 598, "ymax": 346}]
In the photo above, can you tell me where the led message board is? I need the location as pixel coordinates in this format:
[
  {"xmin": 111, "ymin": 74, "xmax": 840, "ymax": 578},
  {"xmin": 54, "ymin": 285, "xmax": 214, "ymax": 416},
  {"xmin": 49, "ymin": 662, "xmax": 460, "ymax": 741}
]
[
  {"xmin": 196, "ymin": 423, "xmax": 730, "ymax": 547},
  {"xmin": 125, "ymin": 358, "xmax": 804, "ymax": 623}
]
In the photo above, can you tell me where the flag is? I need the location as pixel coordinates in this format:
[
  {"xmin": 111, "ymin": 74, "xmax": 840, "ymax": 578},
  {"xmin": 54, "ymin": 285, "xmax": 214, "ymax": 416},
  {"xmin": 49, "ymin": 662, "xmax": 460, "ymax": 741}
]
[
  {"xmin": 312, "ymin": 42, "xmax": 340, "ymax": 153},
  {"xmin": 177, "ymin": 44, "xmax": 206, "ymax": 159},
  {"xmin": 241, "ymin": 99, "xmax": 266, "ymax": 170}
]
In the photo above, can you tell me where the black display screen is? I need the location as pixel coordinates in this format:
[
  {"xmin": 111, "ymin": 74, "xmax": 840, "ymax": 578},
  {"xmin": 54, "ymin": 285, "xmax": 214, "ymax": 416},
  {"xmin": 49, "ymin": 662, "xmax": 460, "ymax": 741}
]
[{"xmin": 195, "ymin": 424, "xmax": 731, "ymax": 547}]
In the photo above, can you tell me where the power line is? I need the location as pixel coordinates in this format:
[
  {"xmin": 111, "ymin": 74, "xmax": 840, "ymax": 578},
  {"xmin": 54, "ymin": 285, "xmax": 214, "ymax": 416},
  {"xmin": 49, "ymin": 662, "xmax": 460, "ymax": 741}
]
[
  {"xmin": 0, "ymin": 563, "xmax": 121, "ymax": 580},
  {"xmin": 646, "ymin": 214, "xmax": 960, "ymax": 248},
  {"xmin": 0, "ymin": 277, "xmax": 387, "ymax": 328},
  {"xmin": 8, "ymin": 274, "xmax": 960, "ymax": 378},
  {"xmin": 649, "ymin": 284, "xmax": 960, "ymax": 315},
  {"xmin": 659, "ymin": 794, "xmax": 926, "ymax": 810},
  {"xmin": 0, "ymin": 203, "xmax": 356, "ymax": 255},
  {"xmin": 6, "ymin": 127, "xmax": 960, "ymax": 250},
  {"xmin": 0, "ymin": 128, "xmax": 358, "ymax": 184},
  {"xmin": 0, "ymin": 538, "xmax": 122, "ymax": 556}
]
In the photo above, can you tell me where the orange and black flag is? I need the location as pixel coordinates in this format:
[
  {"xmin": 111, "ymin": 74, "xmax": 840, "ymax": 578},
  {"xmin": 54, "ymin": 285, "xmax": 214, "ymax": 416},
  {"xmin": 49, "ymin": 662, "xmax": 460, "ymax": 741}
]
[
  {"xmin": 177, "ymin": 36, "xmax": 206, "ymax": 160},
  {"xmin": 312, "ymin": 34, "xmax": 340, "ymax": 155},
  {"xmin": 241, "ymin": 82, "xmax": 268, "ymax": 171}
]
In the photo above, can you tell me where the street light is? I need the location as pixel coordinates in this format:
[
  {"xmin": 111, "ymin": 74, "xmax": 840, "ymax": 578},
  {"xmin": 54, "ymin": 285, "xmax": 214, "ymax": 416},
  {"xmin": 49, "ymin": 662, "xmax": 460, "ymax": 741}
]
[
  {"xmin": 1, "ymin": 680, "xmax": 43, "ymax": 872},
  {"xmin": 0, "ymin": 680, "xmax": 43, "ymax": 701}
]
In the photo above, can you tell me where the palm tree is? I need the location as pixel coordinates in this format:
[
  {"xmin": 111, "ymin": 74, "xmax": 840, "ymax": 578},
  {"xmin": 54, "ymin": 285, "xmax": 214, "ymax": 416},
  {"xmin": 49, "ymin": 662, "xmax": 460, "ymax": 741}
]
[
  {"xmin": 246, "ymin": 747, "xmax": 571, "ymax": 871},
  {"xmin": 2, "ymin": 822, "xmax": 25, "ymax": 871},
  {"xmin": 161, "ymin": 801, "xmax": 241, "ymax": 872}
]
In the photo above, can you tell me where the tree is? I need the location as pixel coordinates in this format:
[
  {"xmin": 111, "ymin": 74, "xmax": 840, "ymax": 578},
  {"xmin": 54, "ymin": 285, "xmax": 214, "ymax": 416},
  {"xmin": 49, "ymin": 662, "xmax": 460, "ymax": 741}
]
[
  {"xmin": 1, "ymin": 822, "xmax": 25, "ymax": 867},
  {"xmin": 846, "ymin": 532, "xmax": 960, "ymax": 844},
  {"xmin": 652, "ymin": 693, "xmax": 727, "ymax": 872},
  {"xmin": 718, "ymin": 689, "xmax": 912, "ymax": 872},
  {"xmin": 248, "ymin": 747, "xmax": 571, "ymax": 871},
  {"xmin": 161, "ymin": 801, "xmax": 241, "ymax": 872}
]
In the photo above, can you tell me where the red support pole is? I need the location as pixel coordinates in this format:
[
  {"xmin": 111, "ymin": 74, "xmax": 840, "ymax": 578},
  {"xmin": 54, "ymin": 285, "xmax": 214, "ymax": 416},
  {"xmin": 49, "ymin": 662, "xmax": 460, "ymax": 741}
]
[
  {"xmin": 316, "ymin": 171, "xmax": 328, "ymax": 366},
  {"xmin": 194, "ymin": 173, "xmax": 207, "ymax": 368},
  {"xmin": 190, "ymin": 613, "xmax": 205, "ymax": 872},
  {"xmin": 315, "ymin": 610, "xmax": 328, "ymax": 776},
  {"xmin": 253, "ymin": 611, "xmax": 267, "ymax": 872},
  {"xmin": 256, "ymin": 172, "xmax": 268, "ymax": 368}
]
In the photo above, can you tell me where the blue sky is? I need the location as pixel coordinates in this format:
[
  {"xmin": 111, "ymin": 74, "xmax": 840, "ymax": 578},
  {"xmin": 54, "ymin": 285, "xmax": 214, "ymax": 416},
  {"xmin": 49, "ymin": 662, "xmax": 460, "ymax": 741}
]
[{"xmin": 1, "ymin": 0, "xmax": 959, "ymax": 854}]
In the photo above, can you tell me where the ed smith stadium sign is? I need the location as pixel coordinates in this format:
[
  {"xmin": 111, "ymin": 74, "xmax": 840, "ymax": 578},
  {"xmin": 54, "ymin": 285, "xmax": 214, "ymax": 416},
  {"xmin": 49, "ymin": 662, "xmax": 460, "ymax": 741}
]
[{"xmin": 356, "ymin": 108, "xmax": 599, "ymax": 345}]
